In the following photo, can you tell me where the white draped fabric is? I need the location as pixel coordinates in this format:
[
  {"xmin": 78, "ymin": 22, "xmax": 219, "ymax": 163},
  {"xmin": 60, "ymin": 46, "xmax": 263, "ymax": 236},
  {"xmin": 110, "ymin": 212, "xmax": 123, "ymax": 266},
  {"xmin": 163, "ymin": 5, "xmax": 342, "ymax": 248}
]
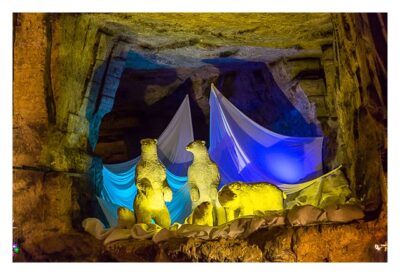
[
  {"xmin": 98, "ymin": 84, "xmax": 327, "ymax": 228},
  {"xmin": 99, "ymin": 95, "xmax": 194, "ymax": 225},
  {"xmin": 208, "ymin": 84, "xmax": 324, "ymax": 188}
]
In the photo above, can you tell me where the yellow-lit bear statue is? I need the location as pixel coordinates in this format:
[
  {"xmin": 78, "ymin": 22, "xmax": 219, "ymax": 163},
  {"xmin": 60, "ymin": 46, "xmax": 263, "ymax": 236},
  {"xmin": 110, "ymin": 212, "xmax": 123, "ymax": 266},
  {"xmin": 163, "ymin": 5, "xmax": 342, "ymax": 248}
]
[
  {"xmin": 218, "ymin": 182, "xmax": 286, "ymax": 221},
  {"xmin": 116, "ymin": 207, "xmax": 136, "ymax": 229},
  {"xmin": 184, "ymin": 201, "xmax": 215, "ymax": 226},
  {"xmin": 185, "ymin": 140, "xmax": 220, "ymax": 210},
  {"xmin": 134, "ymin": 138, "xmax": 172, "ymax": 228}
]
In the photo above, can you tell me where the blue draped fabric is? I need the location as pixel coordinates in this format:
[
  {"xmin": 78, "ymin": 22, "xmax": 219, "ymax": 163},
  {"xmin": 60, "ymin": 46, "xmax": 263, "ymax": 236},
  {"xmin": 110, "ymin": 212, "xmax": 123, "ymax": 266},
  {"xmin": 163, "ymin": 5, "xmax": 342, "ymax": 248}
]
[
  {"xmin": 99, "ymin": 95, "xmax": 194, "ymax": 226},
  {"xmin": 101, "ymin": 158, "xmax": 191, "ymax": 224},
  {"xmin": 97, "ymin": 196, "xmax": 120, "ymax": 227},
  {"xmin": 209, "ymin": 84, "xmax": 324, "ymax": 188},
  {"xmin": 98, "ymin": 86, "xmax": 324, "ymax": 227}
]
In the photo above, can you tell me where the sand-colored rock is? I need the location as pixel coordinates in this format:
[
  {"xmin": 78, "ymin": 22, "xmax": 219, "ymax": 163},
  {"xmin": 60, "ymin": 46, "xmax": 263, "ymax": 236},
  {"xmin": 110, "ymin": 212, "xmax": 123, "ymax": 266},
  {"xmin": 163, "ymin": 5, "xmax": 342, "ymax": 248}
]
[
  {"xmin": 160, "ymin": 237, "xmax": 264, "ymax": 262},
  {"xmin": 12, "ymin": 13, "xmax": 386, "ymax": 262},
  {"xmin": 20, "ymin": 232, "xmax": 106, "ymax": 262},
  {"xmin": 331, "ymin": 14, "xmax": 387, "ymax": 212},
  {"xmin": 105, "ymin": 239, "xmax": 159, "ymax": 262}
]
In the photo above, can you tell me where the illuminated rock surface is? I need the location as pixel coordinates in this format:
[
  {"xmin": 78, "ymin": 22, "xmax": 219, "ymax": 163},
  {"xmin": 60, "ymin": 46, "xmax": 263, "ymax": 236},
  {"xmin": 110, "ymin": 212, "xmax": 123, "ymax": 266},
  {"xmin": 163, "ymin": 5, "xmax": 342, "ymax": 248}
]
[{"xmin": 13, "ymin": 13, "xmax": 386, "ymax": 262}]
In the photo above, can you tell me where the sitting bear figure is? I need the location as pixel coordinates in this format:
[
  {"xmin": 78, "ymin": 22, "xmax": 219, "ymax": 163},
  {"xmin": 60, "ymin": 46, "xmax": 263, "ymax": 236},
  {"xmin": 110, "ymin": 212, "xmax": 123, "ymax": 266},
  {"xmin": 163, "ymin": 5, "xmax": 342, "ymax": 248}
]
[
  {"xmin": 134, "ymin": 178, "xmax": 171, "ymax": 228},
  {"xmin": 116, "ymin": 207, "xmax": 136, "ymax": 229},
  {"xmin": 184, "ymin": 201, "xmax": 215, "ymax": 226},
  {"xmin": 185, "ymin": 140, "xmax": 220, "ymax": 210},
  {"xmin": 218, "ymin": 182, "xmax": 286, "ymax": 222},
  {"xmin": 134, "ymin": 138, "xmax": 172, "ymax": 228}
]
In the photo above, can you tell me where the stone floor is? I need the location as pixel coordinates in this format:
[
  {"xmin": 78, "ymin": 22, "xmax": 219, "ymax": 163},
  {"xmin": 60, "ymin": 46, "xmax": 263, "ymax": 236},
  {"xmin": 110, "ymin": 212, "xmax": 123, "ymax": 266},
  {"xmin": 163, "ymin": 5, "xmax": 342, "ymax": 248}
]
[{"xmin": 15, "ymin": 214, "xmax": 387, "ymax": 262}]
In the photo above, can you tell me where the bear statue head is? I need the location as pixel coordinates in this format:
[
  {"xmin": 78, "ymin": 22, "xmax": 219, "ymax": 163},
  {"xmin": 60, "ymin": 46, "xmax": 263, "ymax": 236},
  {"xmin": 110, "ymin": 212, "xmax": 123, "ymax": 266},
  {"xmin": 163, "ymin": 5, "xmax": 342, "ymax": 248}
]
[
  {"xmin": 197, "ymin": 201, "xmax": 212, "ymax": 212},
  {"xmin": 193, "ymin": 201, "xmax": 213, "ymax": 218},
  {"xmin": 185, "ymin": 140, "xmax": 207, "ymax": 154},
  {"xmin": 218, "ymin": 184, "xmax": 238, "ymax": 206},
  {"xmin": 140, "ymin": 138, "xmax": 158, "ymax": 146},
  {"xmin": 140, "ymin": 138, "xmax": 158, "ymax": 157}
]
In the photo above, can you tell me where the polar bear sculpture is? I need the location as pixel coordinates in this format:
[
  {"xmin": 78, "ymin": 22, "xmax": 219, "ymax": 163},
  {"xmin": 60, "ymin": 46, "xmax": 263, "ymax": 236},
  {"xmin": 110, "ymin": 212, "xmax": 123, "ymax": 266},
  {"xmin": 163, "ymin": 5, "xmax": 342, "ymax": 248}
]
[
  {"xmin": 218, "ymin": 182, "xmax": 286, "ymax": 221},
  {"xmin": 134, "ymin": 138, "xmax": 172, "ymax": 227},
  {"xmin": 185, "ymin": 140, "xmax": 220, "ymax": 210}
]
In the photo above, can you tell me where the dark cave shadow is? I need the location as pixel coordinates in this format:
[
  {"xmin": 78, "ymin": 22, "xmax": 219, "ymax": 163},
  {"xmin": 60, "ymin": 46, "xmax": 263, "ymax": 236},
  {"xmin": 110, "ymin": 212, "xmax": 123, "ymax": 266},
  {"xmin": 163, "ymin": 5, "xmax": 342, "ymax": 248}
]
[
  {"xmin": 83, "ymin": 60, "xmax": 116, "ymax": 224},
  {"xmin": 202, "ymin": 57, "xmax": 322, "ymax": 138},
  {"xmin": 94, "ymin": 55, "xmax": 324, "ymax": 164},
  {"xmin": 101, "ymin": 67, "xmax": 209, "ymax": 161}
]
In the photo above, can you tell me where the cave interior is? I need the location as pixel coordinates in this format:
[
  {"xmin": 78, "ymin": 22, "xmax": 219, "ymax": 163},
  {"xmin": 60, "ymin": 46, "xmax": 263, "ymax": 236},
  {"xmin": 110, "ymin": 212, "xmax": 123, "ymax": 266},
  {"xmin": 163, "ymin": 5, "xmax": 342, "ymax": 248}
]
[{"xmin": 13, "ymin": 13, "xmax": 387, "ymax": 262}]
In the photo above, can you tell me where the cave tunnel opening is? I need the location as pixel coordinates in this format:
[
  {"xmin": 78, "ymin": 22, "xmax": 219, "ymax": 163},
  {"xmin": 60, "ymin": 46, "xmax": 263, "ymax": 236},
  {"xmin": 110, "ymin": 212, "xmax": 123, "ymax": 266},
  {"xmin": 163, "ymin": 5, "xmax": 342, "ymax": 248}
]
[{"xmin": 94, "ymin": 50, "xmax": 323, "ymax": 165}]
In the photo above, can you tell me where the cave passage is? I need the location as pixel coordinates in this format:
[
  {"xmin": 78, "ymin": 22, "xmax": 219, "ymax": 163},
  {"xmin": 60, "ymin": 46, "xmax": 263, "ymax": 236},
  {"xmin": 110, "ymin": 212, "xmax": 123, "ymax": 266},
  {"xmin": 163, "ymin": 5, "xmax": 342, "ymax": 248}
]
[{"xmin": 95, "ymin": 51, "xmax": 321, "ymax": 164}]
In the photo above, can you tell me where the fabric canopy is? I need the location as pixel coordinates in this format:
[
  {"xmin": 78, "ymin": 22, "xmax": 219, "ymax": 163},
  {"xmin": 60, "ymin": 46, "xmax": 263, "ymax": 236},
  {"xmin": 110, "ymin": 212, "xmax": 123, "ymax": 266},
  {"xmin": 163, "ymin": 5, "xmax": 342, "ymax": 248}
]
[
  {"xmin": 99, "ymin": 85, "xmax": 325, "ymax": 228},
  {"xmin": 99, "ymin": 95, "xmax": 194, "ymax": 226},
  {"xmin": 208, "ymin": 84, "xmax": 324, "ymax": 188}
]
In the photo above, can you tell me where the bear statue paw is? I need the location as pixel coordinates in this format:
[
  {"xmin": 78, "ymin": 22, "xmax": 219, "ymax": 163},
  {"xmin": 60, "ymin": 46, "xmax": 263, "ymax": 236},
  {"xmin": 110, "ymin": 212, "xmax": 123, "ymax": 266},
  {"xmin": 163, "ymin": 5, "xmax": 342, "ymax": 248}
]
[{"xmin": 117, "ymin": 207, "xmax": 136, "ymax": 228}]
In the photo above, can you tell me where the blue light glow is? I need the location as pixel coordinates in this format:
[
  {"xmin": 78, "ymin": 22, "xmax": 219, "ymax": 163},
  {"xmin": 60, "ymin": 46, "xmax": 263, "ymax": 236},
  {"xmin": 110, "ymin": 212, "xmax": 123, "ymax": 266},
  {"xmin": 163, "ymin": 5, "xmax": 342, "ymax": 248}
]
[
  {"xmin": 209, "ymin": 85, "xmax": 323, "ymax": 186},
  {"xmin": 264, "ymin": 152, "xmax": 303, "ymax": 183},
  {"xmin": 101, "ymin": 160, "xmax": 192, "ymax": 225},
  {"xmin": 99, "ymin": 85, "xmax": 323, "ymax": 228}
]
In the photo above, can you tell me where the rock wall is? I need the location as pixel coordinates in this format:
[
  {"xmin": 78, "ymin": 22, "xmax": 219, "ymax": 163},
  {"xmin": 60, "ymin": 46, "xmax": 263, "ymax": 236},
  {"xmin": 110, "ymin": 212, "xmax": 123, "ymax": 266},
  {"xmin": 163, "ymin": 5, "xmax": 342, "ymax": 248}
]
[
  {"xmin": 331, "ymin": 14, "xmax": 387, "ymax": 213},
  {"xmin": 13, "ymin": 14, "xmax": 49, "ymax": 168},
  {"xmin": 13, "ymin": 13, "xmax": 387, "ymax": 262},
  {"xmin": 13, "ymin": 13, "xmax": 128, "ymax": 259},
  {"xmin": 269, "ymin": 14, "xmax": 387, "ymax": 216},
  {"xmin": 13, "ymin": 14, "xmax": 75, "ymax": 254},
  {"xmin": 92, "ymin": 217, "xmax": 386, "ymax": 262}
]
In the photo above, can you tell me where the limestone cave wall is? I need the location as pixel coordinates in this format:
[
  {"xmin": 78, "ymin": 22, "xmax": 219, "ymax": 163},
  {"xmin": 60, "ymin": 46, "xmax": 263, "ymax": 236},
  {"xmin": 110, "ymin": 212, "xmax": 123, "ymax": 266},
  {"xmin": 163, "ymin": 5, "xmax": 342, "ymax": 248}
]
[
  {"xmin": 331, "ymin": 14, "xmax": 387, "ymax": 213},
  {"xmin": 13, "ymin": 13, "xmax": 125, "ymax": 258},
  {"xmin": 12, "ymin": 13, "xmax": 387, "ymax": 262}
]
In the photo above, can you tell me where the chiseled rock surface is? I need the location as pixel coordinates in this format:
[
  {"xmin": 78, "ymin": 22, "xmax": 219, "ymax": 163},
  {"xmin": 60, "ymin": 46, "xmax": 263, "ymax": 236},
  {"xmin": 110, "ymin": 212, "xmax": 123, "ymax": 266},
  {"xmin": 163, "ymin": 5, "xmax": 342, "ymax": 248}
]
[
  {"xmin": 159, "ymin": 237, "xmax": 264, "ymax": 262},
  {"xmin": 102, "ymin": 205, "xmax": 385, "ymax": 262},
  {"xmin": 293, "ymin": 221, "xmax": 386, "ymax": 262},
  {"xmin": 331, "ymin": 14, "xmax": 387, "ymax": 212},
  {"xmin": 16, "ymin": 232, "xmax": 108, "ymax": 262},
  {"xmin": 17, "ymin": 214, "xmax": 386, "ymax": 262},
  {"xmin": 100, "ymin": 213, "xmax": 386, "ymax": 262},
  {"xmin": 13, "ymin": 14, "xmax": 49, "ymax": 167},
  {"xmin": 13, "ymin": 171, "xmax": 74, "ymax": 243},
  {"xmin": 104, "ymin": 239, "xmax": 159, "ymax": 262},
  {"xmin": 13, "ymin": 13, "xmax": 386, "ymax": 262}
]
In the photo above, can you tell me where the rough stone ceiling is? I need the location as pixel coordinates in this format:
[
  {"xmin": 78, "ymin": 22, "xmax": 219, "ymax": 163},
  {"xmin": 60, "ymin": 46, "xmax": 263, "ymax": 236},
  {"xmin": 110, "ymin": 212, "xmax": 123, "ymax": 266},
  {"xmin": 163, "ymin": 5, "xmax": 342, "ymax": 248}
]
[
  {"xmin": 90, "ymin": 13, "xmax": 333, "ymax": 48},
  {"xmin": 91, "ymin": 13, "xmax": 335, "ymax": 162},
  {"xmin": 125, "ymin": 46, "xmax": 304, "ymax": 69},
  {"xmin": 12, "ymin": 13, "xmax": 387, "ymax": 262},
  {"xmin": 86, "ymin": 13, "xmax": 333, "ymax": 68}
]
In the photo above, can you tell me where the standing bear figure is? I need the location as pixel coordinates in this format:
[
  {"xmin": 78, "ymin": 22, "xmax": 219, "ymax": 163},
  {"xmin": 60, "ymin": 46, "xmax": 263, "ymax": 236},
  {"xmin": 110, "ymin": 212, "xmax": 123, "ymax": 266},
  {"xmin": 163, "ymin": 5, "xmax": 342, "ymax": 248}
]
[
  {"xmin": 134, "ymin": 138, "xmax": 172, "ymax": 228},
  {"xmin": 185, "ymin": 140, "xmax": 220, "ymax": 217}
]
